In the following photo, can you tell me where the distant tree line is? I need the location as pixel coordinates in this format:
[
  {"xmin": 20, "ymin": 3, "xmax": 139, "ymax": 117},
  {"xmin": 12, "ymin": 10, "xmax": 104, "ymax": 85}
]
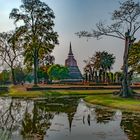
[{"xmin": 0, "ymin": 63, "xmax": 70, "ymax": 85}]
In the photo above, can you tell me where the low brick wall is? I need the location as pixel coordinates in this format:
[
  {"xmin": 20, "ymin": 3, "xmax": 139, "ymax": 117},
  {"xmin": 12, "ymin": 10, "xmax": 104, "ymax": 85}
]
[
  {"xmin": 26, "ymin": 86, "xmax": 121, "ymax": 91},
  {"xmin": 0, "ymin": 87, "xmax": 9, "ymax": 92},
  {"xmin": 26, "ymin": 85, "xmax": 140, "ymax": 91}
]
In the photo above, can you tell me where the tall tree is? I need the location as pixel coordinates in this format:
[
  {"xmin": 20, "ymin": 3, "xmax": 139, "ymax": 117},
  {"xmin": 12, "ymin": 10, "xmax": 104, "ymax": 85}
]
[
  {"xmin": 0, "ymin": 31, "xmax": 23, "ymax": 85},
  {"xmin": 10, "ymin": 0, "xmax": 58, "ymax": 85},
  {"xmin": 77, "ymin": 0, "xmax": 140, "ymax": 97}
]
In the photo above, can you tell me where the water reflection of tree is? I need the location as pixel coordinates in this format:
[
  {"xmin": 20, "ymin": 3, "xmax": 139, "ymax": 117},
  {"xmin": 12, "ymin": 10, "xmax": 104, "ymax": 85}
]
[
  {"xmin": 0, "ymin": 98, "xmax": 25, "ymax": 140},
  {"xmin": 0, "ymin": 100, "xmax": 14, "ymax": 140},
  {"xmin": 94, "ymin": 107, "xmax": 115, "ymax": 124},
  {"xmin": 121, "ymin": 112, "xmax": 140, "ymax": 140},
  {"xmin": 21, "ymin": 101, "xmax": 54, "ymax": 140}
]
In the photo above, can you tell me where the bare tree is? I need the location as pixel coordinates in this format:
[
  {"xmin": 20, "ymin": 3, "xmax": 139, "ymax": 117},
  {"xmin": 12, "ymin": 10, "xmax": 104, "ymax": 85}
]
[
  {"xmin": 0, "ymin": 30, "xmax": 23, "ymax": 85},
  {"xmin": 76, "ymin": 0, "xmax": 140, "ymax": 97}
]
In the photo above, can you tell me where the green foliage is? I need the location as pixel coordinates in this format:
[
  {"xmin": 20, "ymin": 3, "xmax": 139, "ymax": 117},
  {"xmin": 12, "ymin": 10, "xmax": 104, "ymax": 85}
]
[
  {"xmin": 48, "ymin": 64, "xmax": 69, "ymax": 80},
  {"xmin": 128, "ymin": 40, "xmax": 140, "ymax": 73},
  {"xmin": 84, "ymin": 51, "xmax": 115, "ymax": 74},
  {"xmin": 14, "ymin": 66, "xmax": 26, "ymax": 83},
  {"xmin": 37, "ymin": 67, "xmax": 49, "ymax": 82},
  {"xmin": 0, "ymin": 70, "xmax": 10, "ymax": 84},
  {"xmin": 25, "ymin": 74, "xmax": 33, "ymax": 83},
  {"xmin": 114, "ymin": 71, "xmax": 123, "ymax": 83},
  {"xmin": 91, "ymin": 51, "xmax": 115, "ymax": 71}
]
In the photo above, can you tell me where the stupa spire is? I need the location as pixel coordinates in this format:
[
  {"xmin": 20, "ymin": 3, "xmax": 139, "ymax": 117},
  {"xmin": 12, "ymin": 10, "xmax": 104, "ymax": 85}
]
[{"xmin": 68, "ymin": 42, "xmax": 73, "ymax": 55}]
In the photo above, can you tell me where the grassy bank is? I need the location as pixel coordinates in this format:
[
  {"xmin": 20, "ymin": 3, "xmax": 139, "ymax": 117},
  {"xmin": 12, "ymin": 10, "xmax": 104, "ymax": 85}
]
[
  {"xmin": 7, "ymin": 85, "xmax": 118, "ymax": 98},
  {"xmin": 9, "ymin": 86, "xmax": 45, "ymax": 98},
  {"xmin": 84, "ymin": 94, "xmax": 140, "ymax": 112}
]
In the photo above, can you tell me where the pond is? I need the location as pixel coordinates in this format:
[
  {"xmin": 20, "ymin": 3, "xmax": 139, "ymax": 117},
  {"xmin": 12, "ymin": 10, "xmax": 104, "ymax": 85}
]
[{"xmin": 0, "ymin": 96, "xmax": 140, "ymax": 140}]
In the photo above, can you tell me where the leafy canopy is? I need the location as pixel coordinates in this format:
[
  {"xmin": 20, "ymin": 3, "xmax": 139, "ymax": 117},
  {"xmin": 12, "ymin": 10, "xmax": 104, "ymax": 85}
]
[
  {"xmin": 10, "ymin": 0, "xmax": 59, "ymax": 67},
  {"xmin": 48, "ymin": 64, "xmax": 69, "ymax": 80},
  {"xmin": 128, "ymin": 40, "xmax": 140, "ymax": 73},
  {"xmin": 85, "ymin": 51, "xmax": 115, "ymax": 72}
]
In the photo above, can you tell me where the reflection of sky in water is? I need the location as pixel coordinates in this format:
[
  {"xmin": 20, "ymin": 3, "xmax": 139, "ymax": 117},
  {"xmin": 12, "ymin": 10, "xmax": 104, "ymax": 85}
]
[
  {"xmin": 0, "ymin": 97, "xmax": 139, "ymax": 140},
  {"xmin": 47, "ymin": 100, "xmax": 127, "ymax": 140}
]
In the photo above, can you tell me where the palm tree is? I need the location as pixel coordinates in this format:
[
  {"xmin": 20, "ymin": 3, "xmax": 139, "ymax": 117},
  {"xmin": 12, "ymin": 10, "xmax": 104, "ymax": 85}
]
[{"xmin": 90, "ymin": 51, "xmax": 115, "ymax": 83}]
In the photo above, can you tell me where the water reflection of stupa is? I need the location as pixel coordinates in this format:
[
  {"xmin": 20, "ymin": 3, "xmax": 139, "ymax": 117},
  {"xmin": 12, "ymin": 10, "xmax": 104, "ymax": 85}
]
[{"xmin": 65, "ymin": 43, "xmax": 83, "ymax": 81}]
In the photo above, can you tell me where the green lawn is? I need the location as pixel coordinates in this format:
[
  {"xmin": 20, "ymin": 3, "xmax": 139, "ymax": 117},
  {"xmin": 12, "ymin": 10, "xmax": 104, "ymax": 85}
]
[{"xmin": 84, "ymin": 94, "xmax": 140, "ymax": 112}]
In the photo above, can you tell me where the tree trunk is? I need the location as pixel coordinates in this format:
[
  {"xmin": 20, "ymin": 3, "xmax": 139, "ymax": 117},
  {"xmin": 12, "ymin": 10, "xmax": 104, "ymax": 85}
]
[
  {"xmin": 110, "ymin": 73, "xmax": 114, "ymax": 83},
  {"xmin": 99, "ymin": 69, "xmax": 102, "ymax": 83},
  {"xmin": 120, "ymin": 31, "xmax": 133, "ymax": 97},
  {"xmin": 88, "ymin": 74, "xmax": 91, "ymax": 82},
  {"xmin": 106, "ymin": 72, "xmax": 109, "ymax": 83},
  {"xmin": 95, "ymin": 71, "xmax": 98, "ymax": 83},
  {"xmin": 11, "ymin": 68, "xmax": 16, "ymax": 85},
  {"xmin": 102, "ymin": 71, "xmax": 106, "ymax": 83},
  {"xmin": 89, "ymin": 67, "xmax": 94, "ymax": 82},
  {"xmin": 85, "ymin": 72, "xmax": 88, "ymax": 82},
  {"xmin": 33, "ymin": 47, "xmax": 38, "ymax": 85}
]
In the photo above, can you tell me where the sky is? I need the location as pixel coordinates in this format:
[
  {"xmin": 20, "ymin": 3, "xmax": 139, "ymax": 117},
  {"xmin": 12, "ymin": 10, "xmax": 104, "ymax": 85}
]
[{"xmin": 0, "ymin": 0, "xmax": 140, "ymax": 73}]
